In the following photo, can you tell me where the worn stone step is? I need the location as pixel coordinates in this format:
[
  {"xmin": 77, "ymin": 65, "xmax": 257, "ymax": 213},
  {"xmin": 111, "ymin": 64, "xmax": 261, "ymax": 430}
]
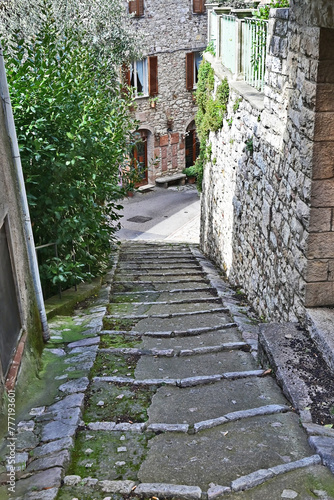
[
  {"xmin": 132, "ymin": 312, "xmax": 233, "ymax": 334},
  {"xmin": 137, "ymin": 413, "xmax": 313, "ymax": 491},
  {"xmin": 117, "ymin": 263, "xmax": 201, "ymax": 269},
  {"xmin": 109, "ymin": 297, "xmax": 221, "ymax": 308},
  {"xmin": 118, "ymin": 258, "xmax": 198, "ymax": 265},
  {"xmin": 134, "ymin": 350, "xmax": 258, "ymax": 381},
  {"xmin": 105, "ymin": 306, "xmax": 229, "ymax": 321},
  {"xmin": 147, "ymin": 376, "xmax": 290, "ymax": 426},
  {"xmin": 139, "ymin": 328, "xmax": 243, "ymax": 350}
]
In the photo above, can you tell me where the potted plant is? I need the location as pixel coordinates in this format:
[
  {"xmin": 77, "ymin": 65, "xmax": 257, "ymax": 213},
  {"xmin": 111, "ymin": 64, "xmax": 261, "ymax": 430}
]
[
  {"xmin": 183, "ymin": 165, "xmax": 197, "ymax": 184},
  {"xmin": 149, "ymin": 96, "xmax": 159, "ymax": 109}
]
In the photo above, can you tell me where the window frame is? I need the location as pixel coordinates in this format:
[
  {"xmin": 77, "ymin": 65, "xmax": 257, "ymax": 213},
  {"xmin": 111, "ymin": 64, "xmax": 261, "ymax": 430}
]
[{"xmin": 130, "ymin": 59, "xmax": 149, "ymax": 98}]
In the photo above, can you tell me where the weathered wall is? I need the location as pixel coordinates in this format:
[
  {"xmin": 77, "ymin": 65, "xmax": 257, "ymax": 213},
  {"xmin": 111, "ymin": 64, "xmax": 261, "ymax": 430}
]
[
  {"xmin": 201, "ymin": 6, "xmax": 325, "ymax": 322},
  {"xmin": 0, "ymin": 100, "xmax": 43, "ymax": 397},
  {"xmin": 127, "ymin": 0, "xmax": 207, "ymax": 183}
]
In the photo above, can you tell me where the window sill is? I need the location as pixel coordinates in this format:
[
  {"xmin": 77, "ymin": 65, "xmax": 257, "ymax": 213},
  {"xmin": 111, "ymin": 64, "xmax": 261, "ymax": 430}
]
[{"xmin": 134, "ymin": 95, "xmax": 149, "ymax": 100}]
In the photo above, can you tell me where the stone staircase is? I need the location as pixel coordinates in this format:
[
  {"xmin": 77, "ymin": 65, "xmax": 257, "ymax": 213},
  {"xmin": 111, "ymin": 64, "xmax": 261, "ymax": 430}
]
[{"xmin": 57, "ymin": 241, "xmax": 334, "ymax": 499}]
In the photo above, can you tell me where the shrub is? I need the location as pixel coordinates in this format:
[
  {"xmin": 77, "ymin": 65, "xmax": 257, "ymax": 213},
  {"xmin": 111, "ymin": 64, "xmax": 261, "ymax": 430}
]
[{"xmin": 5, "ymin": 2, "xmax": 136, "ymax": 296}]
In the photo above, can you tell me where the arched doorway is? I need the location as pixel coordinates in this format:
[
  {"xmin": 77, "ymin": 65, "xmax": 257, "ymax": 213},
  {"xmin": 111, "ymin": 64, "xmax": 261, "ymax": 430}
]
[{"xmin": 185, "ymin": 121, "xmax": 200, "ymax": 169}]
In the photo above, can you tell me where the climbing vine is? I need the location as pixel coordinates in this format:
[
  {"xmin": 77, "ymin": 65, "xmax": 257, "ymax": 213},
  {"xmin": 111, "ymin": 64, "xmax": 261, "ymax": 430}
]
[{"xmin": 189, "ymin": 61, "xmax": 229, "ymax": 191}]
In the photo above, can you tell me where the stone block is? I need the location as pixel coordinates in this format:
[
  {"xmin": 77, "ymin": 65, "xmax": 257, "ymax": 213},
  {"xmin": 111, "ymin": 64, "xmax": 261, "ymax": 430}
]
[
  {"xmin": 312, "ymin": 142, "xmax": 334, "ymax": 179},
  {"xmin": 160, "ymin": 135, "xmax": 169, "ymax": 147},
  {"xmin": 319, "ymin": 27, "xmax": 334, "ymax": 61},
  {"xmin": 300, "ymin": 29, "xmax": 320, "ymax": 59},
  {"xmin": 26, "ymin": 450, "xmax": 70, "ymax": 473},
  {"xmin": 172, "ymin": 155, "xmax": 178, "ymax": 168},
  {"xmin": 316, "ymin": 83, "xmax": 334, "ymax": 112},
  {"xmin": 135, "ymin": 483, "xmax": 202, "ymax": 499},
  {"xmin": 305, "ymin": 281, "xmax": 334, "ymax": 307},
  {"xmin": 154, "ymin": 147, "xmax": 161, "ymax": 158},
  {"xmin": 305, "ymin": 260, "xmax": 328, "ymax": 282},
  {"xmin": 311, "ymin": 179, "xmax": 334, "ymax": 207},
  {"xmin": 309, "ymin": 207, "xmax": 332, "ymax": 232},
  {"xmin": 274, "ymin": 19, "xmax": 288, "ymax": 37},
  {"xmin": 314, "ymin": 112, "xmax": 334, "ymax": 141},
  {"xmin": 172, "ymin": 144, "xmax": 178, "ymax": 156},
  {"xmin": 170, "ymin": 132, "xmax": 179, "ymax": 144},
  {"xmin": 161, "ymin": 146, "xmax": 167, "ymax": 159},
  {"xmin": 328, "ymin": 260, "xmax": 334, "ymax": 280},
  {"xmin": 308, "ymin": 232, "xmax": 334, "ymax": 259},
  {"xmin": 100, "ymin": 480, "xmax": 136, "ymax": 494},
  {"xmin": 317, "ymin": 61, "xmax": 334, "ymax": 83}
]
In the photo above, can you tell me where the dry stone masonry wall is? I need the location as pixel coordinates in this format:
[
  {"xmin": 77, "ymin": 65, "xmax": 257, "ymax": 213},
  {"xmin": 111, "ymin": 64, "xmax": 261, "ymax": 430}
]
[{"xmin": 201, "ymin": 3, "xmax": 334, "ymax": 322}]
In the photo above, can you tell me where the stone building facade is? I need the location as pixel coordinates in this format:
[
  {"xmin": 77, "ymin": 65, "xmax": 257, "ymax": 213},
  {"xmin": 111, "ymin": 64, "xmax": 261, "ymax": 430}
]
[
  {"xmin": 201, "ymin": 0, "xmax": 334, "ymax": 323},
  {"xmin": 125, "ymin": 0, "xmax": 207, "ymax": 185}
]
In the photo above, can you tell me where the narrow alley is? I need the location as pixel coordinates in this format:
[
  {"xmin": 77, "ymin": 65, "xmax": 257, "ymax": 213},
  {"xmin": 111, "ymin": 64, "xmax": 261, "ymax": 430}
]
[{"xmin": 5, "ymin": 240, "xmax": 334, "ymax": 499}]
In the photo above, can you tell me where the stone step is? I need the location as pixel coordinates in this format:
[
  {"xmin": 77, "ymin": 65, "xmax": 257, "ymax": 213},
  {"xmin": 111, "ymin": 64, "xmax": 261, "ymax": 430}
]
[
  {"xmin": 259, "ymin": 322, "xmax": 334, "ymax": 426},
  {"xmin": 134, "ymin": 349, "xmax": 258, "ymax": 381},
  {"xmin": 137, "ymin": 413, "xmax": 313, "ymax": 491},
  {"xmin": 147, "ymin": 377, "xmax": 290, "ymax": 426}
]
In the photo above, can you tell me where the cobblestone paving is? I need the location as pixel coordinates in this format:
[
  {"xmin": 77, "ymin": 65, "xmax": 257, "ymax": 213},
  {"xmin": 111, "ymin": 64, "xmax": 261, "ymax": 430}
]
[{"xmin": 1, "ymin": 242, "xmax": 334, "ymax": 499}]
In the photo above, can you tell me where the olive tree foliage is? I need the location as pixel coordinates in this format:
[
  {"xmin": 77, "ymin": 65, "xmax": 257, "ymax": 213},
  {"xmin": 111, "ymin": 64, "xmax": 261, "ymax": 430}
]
[
  {"xmin": 0, "ymin": 0, "xmax": 142, "ymax": 79},
  {"xmin": 0, "ymin": 0, "xmax": 140, "ymax": 297}
]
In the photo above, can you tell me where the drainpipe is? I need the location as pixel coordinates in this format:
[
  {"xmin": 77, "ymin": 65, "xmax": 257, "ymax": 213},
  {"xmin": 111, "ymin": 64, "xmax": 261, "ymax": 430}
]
[{"xmin": 0, "ymin": 45, "xmax": 50, "ymax": 341}]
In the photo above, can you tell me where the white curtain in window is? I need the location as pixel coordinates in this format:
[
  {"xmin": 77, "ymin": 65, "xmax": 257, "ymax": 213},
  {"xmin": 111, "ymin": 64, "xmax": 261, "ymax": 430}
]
[{"xmin": 137, "ymin": 60, "xmax": 144, "ymax": 92}]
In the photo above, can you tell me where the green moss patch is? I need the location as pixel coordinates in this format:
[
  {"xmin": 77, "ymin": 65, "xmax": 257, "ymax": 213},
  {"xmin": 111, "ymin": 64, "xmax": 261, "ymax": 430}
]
[
  {"xmin": 65, "ymin": 430, "xmax": 154, "ymax": 481},
  {"xmin": 48, "ymin": 316, "xmax": 94, "ymax": 345},
  {"xmin": 100, "ymin": 334, "xmax": 141, "ymax": 349},
  {"xmin": 90, "ymin": 352, "xmax": 139, "ymax": 379},
  {"xmin": 83, "ymin": 383, "xmax": 156, "ymax": 423},
  {"xmin": 107, "ymin": 302, "xmax": 150, "ymax": 316},
  {"xmin": 103, "ymin": 317, "xmax": 137, "ymax": 331}
]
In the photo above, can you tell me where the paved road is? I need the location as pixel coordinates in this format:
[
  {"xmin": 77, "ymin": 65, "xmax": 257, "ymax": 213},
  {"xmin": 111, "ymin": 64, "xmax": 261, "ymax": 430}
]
[{"xmin": 116, "ymin": 186, "xmax": 200, "ymax": 243}]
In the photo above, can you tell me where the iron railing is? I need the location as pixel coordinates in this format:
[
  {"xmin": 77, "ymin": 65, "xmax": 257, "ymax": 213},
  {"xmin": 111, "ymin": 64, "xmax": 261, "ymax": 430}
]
[
  {"xmin": 209, "ymin": 9, "xmax": 269, "ymax": 91},
  {"xmin": 243, "ymin": 18, "xmax": 268, "ymax": 91}
]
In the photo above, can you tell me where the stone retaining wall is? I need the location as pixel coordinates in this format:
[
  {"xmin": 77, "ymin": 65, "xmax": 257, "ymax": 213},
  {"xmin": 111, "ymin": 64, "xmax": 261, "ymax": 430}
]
[{"xmin": 201, "ymin": 5, "xmax": 334, "ymax": 322}]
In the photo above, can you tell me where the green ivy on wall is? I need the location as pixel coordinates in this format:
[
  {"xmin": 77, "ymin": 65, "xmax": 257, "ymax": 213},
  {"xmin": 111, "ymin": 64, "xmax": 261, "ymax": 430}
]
[{"xmin": 191, "ymin": 61, "xmax": 229, "ymax": 191}]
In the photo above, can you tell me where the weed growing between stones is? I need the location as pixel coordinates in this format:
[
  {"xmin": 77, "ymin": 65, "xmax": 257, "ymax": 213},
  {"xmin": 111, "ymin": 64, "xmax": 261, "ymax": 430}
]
[
  {"xmin": 83, "ymin": 383, "xmax": 157, "ymax": 423},
  {"xmin": 100, "ymin": 334, "xmax": 142, "ymax": 349},
  {"xmin": 62, "ymin": 429, "xmax": 155, "ymax": 483},
  {"xmin": 90, "ymin": 352, "xmax": 140, "ymax": 379},
  {"xmin": 103, "ymin": 317, "xmax": 137, "ymax": 331}
]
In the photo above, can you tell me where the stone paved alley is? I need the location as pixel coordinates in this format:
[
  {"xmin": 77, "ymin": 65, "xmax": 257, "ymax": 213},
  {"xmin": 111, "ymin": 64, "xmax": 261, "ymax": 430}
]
[{"xmin": 2, "ymin": 242, "xmax": 334, "ymax": 499}]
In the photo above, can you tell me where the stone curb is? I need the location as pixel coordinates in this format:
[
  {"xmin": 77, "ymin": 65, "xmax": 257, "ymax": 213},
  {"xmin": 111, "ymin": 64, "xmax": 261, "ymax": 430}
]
[
  {"xmin": 207, "ymin": 455, "xmax": 321, "ymax": 497},
  {"xmin": 113, "ymin": 278, "xmax": 210, "ymax": 285},
  {"xmin": 134, "ymin": 482, "xmax": 202, "ymax": 499},
  {"xmin": 109, "ymin": 297, "xmax": 222, "ymax": 306},
  {"xmin": 178, "ymin": 342, "xmax": 249, "ymax": 356},
  {"xmin": 111, "ymin": 286, "xmax": 217, "ymax": 296},
  {"xmin": 308, "ymin": 436, "xmax": 334, "ymax": 473},
  {"xmin": 92, "ymin": 369, "xmax": 268, "ymax": 388},
  {"xmin": 98, "ymin": 343, "xmax": 249, "ymax": 358},
  {"xmin": 104, "ymin": 306, "xmax": 229, "ymax": 321},
  {"xmin": 194, "ymin": 404, "xmax": 291, "ymax": 432}
]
